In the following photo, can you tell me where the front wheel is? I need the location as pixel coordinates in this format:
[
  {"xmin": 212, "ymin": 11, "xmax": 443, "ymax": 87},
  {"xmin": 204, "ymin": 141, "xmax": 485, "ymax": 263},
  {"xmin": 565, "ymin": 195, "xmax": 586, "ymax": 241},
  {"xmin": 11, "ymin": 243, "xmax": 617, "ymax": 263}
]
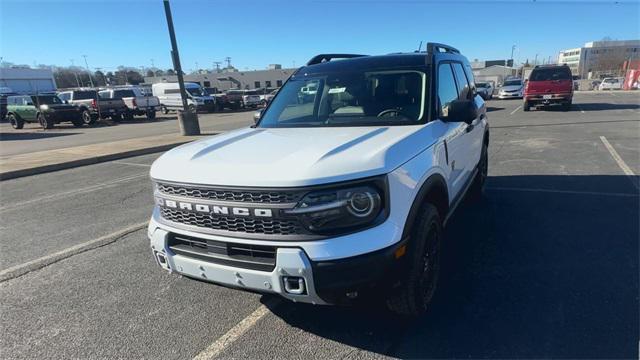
[
  {"xmin": 9, "ymin": 114, "xmax": 24, "ymax": 129},
  {"xmin": 188, "ymin": 104, "xmax": 197, "ymax": 113},
  {"xmin": 386, "ymin": 203, "xmax": 442, "ymax": 316},
  {"xmin": 111, "ymin": 114, "xmax": 122, "ymax": 122},
  {"xmin": 124, "ymin": 111, "xmax": 135, "ymax": 121},
  {"xmin": 38, "ymin": 113, "xmax": 54, "ymax": 129},
  {"xmin": 146, "ymin": 110, "xmax": 156, "ymax": 120},
  {"xmin": 161, "ymin": 105, "xmax": 169, "ymax": 114},
  {"xmin": 523, "ymin": 100, "xmax": 531, "ymax": 112},
  {"xmin": 82, "ymin": 109, "xmax": 96, "ymax": 125}
]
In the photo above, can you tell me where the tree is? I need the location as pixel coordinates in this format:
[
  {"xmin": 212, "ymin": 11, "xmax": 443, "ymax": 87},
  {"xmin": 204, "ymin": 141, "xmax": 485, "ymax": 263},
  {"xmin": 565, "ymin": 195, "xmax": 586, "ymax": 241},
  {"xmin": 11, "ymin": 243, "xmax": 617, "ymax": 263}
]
[
  {"xmin": 593, "ymin": 47, "xmax": 629, "ymax": 76},
  {"xmin": 126, "ymin": 70, "xmax": 144, "ymax": 85},
  {"xmin": 146, "ymin": 70, "xmax": 155, "ymax": 77},
  {"xmin": 166, "ymin": 69, "xmax": 175, "ymax": 75},
  {"xmin": 94, "ymin": 71, "xmax": 106, "ymax": 86}
]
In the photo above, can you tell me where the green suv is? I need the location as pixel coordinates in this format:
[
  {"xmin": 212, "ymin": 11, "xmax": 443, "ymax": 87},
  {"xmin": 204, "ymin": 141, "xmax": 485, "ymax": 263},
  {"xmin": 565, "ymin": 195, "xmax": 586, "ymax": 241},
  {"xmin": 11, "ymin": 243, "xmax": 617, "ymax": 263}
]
[{"xmin": 6, "ymin": 94, "xmax": 83, "ymax": 129}]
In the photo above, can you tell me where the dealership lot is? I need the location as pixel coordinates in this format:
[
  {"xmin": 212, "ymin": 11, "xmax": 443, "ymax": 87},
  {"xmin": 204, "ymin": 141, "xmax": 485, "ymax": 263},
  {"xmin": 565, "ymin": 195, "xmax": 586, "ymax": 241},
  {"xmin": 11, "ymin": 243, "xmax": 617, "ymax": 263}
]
[{"xmin": 0, "ymin": 92, "xmax": 638, "ymax": 359}]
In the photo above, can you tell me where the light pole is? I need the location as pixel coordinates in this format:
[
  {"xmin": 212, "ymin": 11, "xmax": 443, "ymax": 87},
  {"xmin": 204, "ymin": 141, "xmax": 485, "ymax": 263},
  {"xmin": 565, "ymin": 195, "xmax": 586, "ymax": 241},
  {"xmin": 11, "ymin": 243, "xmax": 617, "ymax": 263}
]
[
  {"xmin": 163, "ymin": 0, "xmax": 200, "ymax": 135},
  {"xmin": 82, "ymin": 55, "xmax": 95, "ymax": 87}
]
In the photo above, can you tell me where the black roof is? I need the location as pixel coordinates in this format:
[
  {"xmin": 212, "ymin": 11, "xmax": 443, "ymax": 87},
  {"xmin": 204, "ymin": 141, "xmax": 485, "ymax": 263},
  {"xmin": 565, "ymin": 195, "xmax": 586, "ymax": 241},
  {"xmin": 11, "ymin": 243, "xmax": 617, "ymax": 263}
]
[{"xmin": 298, "ymin": 53, "xmax": 428, "ymax": 75}]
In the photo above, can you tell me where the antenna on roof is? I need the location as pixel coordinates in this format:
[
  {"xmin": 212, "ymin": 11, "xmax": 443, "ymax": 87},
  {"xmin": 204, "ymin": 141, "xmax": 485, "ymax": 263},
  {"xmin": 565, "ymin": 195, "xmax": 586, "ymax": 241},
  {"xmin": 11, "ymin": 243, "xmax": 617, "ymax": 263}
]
[{"xmin": 417, "ymin": 40, "xmax": 423, "ymax": 52}]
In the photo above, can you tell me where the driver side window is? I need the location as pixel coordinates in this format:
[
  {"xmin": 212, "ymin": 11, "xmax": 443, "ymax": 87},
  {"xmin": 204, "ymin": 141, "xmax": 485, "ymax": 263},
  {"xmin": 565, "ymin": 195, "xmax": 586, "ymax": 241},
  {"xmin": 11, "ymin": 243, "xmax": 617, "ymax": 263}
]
[{"xmin": 437, "ymin": 63, "xmax": 458, "ymax": 118}]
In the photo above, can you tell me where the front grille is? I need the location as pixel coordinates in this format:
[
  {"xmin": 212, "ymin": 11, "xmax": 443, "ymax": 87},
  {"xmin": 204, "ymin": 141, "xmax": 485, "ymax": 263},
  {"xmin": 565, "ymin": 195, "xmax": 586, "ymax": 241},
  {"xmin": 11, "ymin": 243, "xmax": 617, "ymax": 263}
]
[
  {"xmin": 168, "ymin": 233, "xmax": 276, "ymax": 271},
  {"xmin": 160, "ymin": 207, "xmax": 306, "ymax": 235},
  {"xmin": 157, "ymin": 183, "xmax": 302, "ymax": 204}
]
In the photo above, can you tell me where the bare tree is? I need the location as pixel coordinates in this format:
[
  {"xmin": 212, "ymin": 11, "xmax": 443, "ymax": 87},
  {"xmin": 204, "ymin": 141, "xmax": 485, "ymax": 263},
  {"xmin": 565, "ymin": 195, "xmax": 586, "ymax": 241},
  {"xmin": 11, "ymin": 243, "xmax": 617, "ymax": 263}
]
[{"xmin": 592, "ymin": 47, "xmax": 630, "ymax": 76}]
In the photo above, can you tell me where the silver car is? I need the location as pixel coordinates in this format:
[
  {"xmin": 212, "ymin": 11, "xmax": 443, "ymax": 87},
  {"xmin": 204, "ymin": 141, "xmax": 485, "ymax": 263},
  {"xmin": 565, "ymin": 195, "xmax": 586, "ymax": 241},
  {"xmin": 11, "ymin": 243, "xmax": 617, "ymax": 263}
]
[
  {"xmin": 476, "ymin": 82, "xmax": 494, "ymax": 100},
  {"xmin": 498, "ymin": 79, "xmax": 524, "ymax": 99}
]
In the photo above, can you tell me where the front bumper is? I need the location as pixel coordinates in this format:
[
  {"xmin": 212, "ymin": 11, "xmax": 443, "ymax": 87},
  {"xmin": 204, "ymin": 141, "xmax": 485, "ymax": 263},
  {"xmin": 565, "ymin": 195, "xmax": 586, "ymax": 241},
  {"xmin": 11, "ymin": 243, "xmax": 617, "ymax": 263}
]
[
  {"xmin": 148, "ymin": 211, "xmax": 406, "ymax": 305},
  {"xmin": 498, "ymin": 92, "xmax": 523, "ymax": 99}
]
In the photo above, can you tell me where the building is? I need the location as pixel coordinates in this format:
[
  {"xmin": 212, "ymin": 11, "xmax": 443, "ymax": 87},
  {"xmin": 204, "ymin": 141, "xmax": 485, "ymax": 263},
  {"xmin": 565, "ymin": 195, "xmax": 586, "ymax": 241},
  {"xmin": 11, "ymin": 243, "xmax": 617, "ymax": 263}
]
[
  {"xmin": 558, "ymin": 40, "xmax": 640, "ymax": 79},
  {"xmin": 470, "ymin": 59, "xmax": 513, "ymax": 70},
  {"xmin": 144, "ymin": 66, "xmax": 296, "ymax": 92},
  {"xmin": 0, "ymin": 67, "xmax": 57, "ymax": 94},
  {"xmin": 473, "ymin": 65, "xmax": 518, "ymax": 87}
]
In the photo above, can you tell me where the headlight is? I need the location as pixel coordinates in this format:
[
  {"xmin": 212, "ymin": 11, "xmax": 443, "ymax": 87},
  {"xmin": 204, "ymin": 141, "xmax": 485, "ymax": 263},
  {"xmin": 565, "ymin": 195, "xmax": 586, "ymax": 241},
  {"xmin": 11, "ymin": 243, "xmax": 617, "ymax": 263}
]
[
  {"xmin": 40, "ymin": 104, "xmax": 50, "ymax": 110},
  {"xmin": 286, "ymin": 183, "xmax": 386, "ymax": 234}
]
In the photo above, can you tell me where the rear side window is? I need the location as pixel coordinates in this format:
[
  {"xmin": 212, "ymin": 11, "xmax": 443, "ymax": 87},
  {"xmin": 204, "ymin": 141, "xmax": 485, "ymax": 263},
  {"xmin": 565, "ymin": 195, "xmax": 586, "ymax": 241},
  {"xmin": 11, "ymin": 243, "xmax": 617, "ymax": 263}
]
[
  {"xmin": 530, "ymin": 67, "xmax": 571, "ymax": 81},
  {"xmin": 437, "ymin": 63, "xmax": 458, "ymax": 117},
  {"xmin": 73, "ymin": 91, "xmax": 97, "ymax": 100},
  {"xmin": 452, "ymin": 63, "xmax": 470, "ymax": 100},
  {"xmin": 112, "ymin": 90, "xmax": 136, "ymax": 98}
]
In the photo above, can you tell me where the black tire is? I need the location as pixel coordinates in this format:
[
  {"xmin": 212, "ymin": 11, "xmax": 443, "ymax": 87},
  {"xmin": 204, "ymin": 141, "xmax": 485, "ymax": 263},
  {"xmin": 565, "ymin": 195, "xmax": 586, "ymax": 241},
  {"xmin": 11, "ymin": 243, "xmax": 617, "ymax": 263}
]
[
  {"xmin": 124, "ymin": 111, "xmax": 135, "ymax": 121},
  {"xmin": 562, "ymin": 102, "xmax": 571, "ymax": 112},
  {"xmin": 469, "ymin": 140, "xmax": 488, "ymax": 200},
  {"xmin": 188, "ymin": 104, "xmax": 197, "ymax": 113},
  {"xmin": 523, "ymin": 100, "xmax": 530, "ymax": 112},
  {"xmin": 386, "ymin": 203, "xmax": 442, "ymax": 317},
  {"xmin": 9, "ymin": 114, "xmax": 24, "ymax": 129},
  {"xmin": 161, "ymin": 105, "xmax": 169, "ymax": 115},
  {"xmin": 71, "ymin": 116, "xmax": 84, "ymax": 127},
  {"xmin": 38, "ymin": 113, "xmax": 54, "ymax": 129},
  {"xmin": 146, "ymin": 110, "xmax": 156, "ymax": 120},
  {"xmin": 81, "ymin": 109, "xmax": 96, "ymax": 125},
  {"xmin": 111, "ymin": 114, "xmax": 122, "ymax": 122}
]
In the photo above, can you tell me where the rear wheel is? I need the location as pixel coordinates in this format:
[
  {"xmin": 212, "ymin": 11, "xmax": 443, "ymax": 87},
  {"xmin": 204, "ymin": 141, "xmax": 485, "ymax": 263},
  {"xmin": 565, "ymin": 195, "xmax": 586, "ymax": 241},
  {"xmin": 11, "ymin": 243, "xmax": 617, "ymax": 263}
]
[
  {"xmin": 81, "ymin": 109, "xmax": 96, "ymax": 125},
  {"xmin": 161, "ymin": 105, "xmax": 169, "ymax": 114},
  {"xmin": 111, "ymin": 114, "xmax": 122, "ymax": 122},
  {"xmin": 146, "ymin": 110, "xmax": 156, "ymax": 120},
  {"xmin": 188, "ymin": 104, "xmax": 197, "ymax": 113},
  {"xmin": 523, "ymin": 100, "xmax": 530, "ymax": 112},
  {"xmin": 38, "ymin": 113, "xmax": 54, "ymax": 129},
  {"xmin": 386, "ymin": 203, "xmax": 442, "ymax": 316},
  {"xmin": 562, "ymin": 101, "xmax": 572, "ymax": 111},
  {"xmin": 124, "ymin": 111, "xmax": 135, "ymax": 121},
  {"xmin": 9, "ymin": 114, "xmax": 24, "ymax": 129}
]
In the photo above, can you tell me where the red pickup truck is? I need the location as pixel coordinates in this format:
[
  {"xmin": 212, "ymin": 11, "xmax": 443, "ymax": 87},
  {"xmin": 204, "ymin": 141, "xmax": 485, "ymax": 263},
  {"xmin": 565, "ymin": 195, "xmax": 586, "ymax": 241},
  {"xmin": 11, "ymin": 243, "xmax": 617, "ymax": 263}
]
[{"xmin": 523, "ymin": 64, "xmax": 573, "ymax": 111}]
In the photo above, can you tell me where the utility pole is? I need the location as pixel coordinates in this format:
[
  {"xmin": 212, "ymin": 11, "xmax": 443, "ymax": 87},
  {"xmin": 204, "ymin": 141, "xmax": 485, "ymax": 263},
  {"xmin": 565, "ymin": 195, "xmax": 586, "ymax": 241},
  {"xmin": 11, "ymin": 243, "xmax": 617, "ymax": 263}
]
[
  {"xmin": 534, "ymin": 53, "xmax": 539, "ymax": 66},
  {"xmin": 163, "ymin": 0, "xmax": 200, "ymax": 135},
  {"xmin": 213, "ymin": 61, "xmax": 221, "ymax": 73},
  {"xmin": 225, "ymin": 57, "xmax": 231, "ymax": 69},
  {"xmin": 151, "ymin": 58, "xmax": 155, "ymax": 68},
  {"xmin": 82, "ymin": 55, "xmax": 95, "ymax": 87}
]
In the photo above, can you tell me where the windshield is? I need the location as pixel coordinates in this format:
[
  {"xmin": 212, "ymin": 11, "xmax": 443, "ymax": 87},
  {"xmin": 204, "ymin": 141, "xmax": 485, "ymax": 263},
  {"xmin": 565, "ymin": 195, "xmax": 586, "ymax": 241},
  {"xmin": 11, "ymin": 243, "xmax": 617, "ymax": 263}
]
[
  {"xmin": 112, "ymin": 90, "xmax": 136, "ymax": 98},
  {"xmin": 259, "ymin": 69, "xmax": 426, "ymax": 128},
  {"xmin": 530, "ymin": 68, "xmax": 571, "ymax": 81},
  {"xmin": 35, "ymin": 95, "xmax": 63, "ymax": 105},
  {"xmin": 503, "ymin": 80, "xmax": 522, "ymax": 87},
  {"xmin": 186, "ymin": 87, "xmax": 205, "ymax": 97},
  {"xmin": 476, "ymin": 82, "xmax": 489, "ymax": 88}
]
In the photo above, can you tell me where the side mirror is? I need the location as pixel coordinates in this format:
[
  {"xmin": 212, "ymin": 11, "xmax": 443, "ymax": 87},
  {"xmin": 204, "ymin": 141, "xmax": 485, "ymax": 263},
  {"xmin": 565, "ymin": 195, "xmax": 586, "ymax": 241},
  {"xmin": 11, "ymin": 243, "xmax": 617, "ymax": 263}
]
[
  {"xmin": 253, "ymin": 108, "xmax": 263, "ymax": 124},
  {"xmin": 445, "ymin": 99, "xmax": 477, "ymax": 124},
  {"xmin": 64, "ymin": 100, "xmax": 69, "ymax": 104}
]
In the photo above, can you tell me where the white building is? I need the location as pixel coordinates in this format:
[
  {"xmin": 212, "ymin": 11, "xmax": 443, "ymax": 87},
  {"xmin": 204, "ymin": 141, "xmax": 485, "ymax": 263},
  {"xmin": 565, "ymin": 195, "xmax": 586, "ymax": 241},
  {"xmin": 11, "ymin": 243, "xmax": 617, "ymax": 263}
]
[
  {"xmin": 558, "ymin": 40, "xmax": 640, "ymax": 79},
  {"xmin": 0, "ymin": 67, "xmax": 57, "ymax": 94}
]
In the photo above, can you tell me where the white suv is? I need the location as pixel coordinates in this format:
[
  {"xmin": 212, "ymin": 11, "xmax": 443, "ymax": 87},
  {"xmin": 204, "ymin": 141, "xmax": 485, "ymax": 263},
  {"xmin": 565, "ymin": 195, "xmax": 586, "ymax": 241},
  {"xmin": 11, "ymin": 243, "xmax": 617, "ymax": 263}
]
[{"xmin": 148, "ymin": 43, "xmax": 489, "ymax": 316}]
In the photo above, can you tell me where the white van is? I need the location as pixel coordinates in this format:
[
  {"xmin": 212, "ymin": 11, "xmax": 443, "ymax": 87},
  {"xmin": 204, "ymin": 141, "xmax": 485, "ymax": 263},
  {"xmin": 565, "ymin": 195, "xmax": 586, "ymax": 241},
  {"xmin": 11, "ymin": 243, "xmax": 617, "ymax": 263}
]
[
  {"xmin": 152, "ymin": 82, "xmax": 216, "ymax": 113},
  {"xmin": 598, "ymin": 77, "xmax": 624, "ymax": 91}
]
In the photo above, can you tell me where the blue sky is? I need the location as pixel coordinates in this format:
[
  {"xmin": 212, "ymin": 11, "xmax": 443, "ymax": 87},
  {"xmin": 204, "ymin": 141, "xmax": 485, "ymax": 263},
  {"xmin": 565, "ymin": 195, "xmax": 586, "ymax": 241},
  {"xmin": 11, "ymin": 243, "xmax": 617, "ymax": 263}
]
[{"xmin": 1, "ymin": 0, "xmax": 639, "ymax": 72}]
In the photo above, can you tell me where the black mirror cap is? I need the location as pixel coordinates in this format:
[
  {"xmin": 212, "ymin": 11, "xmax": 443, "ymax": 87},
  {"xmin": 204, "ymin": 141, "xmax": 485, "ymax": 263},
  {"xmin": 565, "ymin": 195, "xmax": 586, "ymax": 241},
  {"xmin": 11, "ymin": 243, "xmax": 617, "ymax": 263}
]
[{"xmin": 446, "ymin": 99, "xmax": 477, "ymax": 124}]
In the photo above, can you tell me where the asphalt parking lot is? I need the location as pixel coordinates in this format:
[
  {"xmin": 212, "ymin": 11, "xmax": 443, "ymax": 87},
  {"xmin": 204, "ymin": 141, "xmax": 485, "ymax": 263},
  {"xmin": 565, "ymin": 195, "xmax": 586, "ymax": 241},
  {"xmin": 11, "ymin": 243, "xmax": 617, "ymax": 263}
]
[{"xmin": 1, "ymin": 92, "xmax": 638, "ymax": 359}]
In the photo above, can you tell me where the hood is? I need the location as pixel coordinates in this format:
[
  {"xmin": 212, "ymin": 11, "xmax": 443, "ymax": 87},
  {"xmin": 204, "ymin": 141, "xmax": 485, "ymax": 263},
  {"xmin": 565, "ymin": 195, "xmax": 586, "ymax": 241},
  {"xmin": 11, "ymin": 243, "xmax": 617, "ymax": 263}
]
[
  {"xmin": 501, "ymin": 85, "xmax": 522, "ymax": 92},
  {"xmin": 151, "ymin": 125, "xmax": 435, "ymax": 187}
]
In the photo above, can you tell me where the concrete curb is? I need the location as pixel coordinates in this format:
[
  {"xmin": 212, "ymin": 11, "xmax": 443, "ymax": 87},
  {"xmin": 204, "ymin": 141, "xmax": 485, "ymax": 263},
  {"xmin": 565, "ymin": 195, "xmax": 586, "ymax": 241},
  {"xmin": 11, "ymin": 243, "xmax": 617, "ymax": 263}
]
[{"xmin": 0, "ymin": 140, "xmax": 190, "ymax": 181}]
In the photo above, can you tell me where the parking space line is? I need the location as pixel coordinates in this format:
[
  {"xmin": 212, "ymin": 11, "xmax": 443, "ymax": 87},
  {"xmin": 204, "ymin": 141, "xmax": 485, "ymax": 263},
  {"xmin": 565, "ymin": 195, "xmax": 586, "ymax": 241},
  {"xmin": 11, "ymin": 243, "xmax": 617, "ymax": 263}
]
[
  {"xmin": 113, "ymin": 161, "xmax": 152, "ymax": 167},
  {"xmin": 509, "ymin": 105, "xmax": 522, "ymax": 115},
  {"xmin": 486, "ymin": 186, "xmax": 638, "ymax": 197},
  {"xmin": 193, "ymin": 301, "xmax": 277, "ymax": 360},
  {"xmin": 599, "ymin": 136, "xmax": 638, "ymax": 190},
  {"xmin": 0, "ymin": 173, "xmax": 148, "ymax": 212},
  {"xmin": 0, "ymin": 222, "xmax": 147, "ymax": 282}
]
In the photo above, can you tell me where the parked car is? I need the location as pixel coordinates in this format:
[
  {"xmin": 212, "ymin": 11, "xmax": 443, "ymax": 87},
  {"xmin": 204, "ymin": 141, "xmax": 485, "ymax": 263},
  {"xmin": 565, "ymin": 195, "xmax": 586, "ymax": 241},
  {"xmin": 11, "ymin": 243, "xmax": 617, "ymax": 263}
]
[
  {"xmin": 241, "ymin": 90, "xmax": 262, "ymax": 109},
  {"xmin": 598, "ymin": 77, "xmax": 624, "ymax": 90},
  {"xmin": 6, "ymin": 93, "xmax": 82, "ymax": 129},
  {"xmin": 148, "ymin": 44, "xmax": 489, "ymax": 316},
  {"xmin": 153, "ymin": 82, "xmax": 216, "ymax": 114},
  {"xmin": 0, "ymin": 86, "xmax": 15, "ymax": 121},
  {"xmin": 99, "ymin": 87, "xmax": 160, "ymax": 120},
  {"xmin": 224, "ymin": 89, "xmax": 245, "ymax": 110},
  {"xmin": 261, "ymin": 88, "xmax": 279, "ymax": 105},
  {"xmin": 475, "ymin": 82, "xmax": 493, "ymax": 100},
  {"xmin": 523, "ymin": 64, "xmax": 573, "ymax": 111},
  {"xmin": 497, "ymin": 78, "xmax": 524, "ymax": 99},
  {"xmin": 57, "ymin": 89, "xmax": 127, "ymax": 124},
  {"xmin": 204, "ymin": 88, "xmax": 227, "ymax": 111}
]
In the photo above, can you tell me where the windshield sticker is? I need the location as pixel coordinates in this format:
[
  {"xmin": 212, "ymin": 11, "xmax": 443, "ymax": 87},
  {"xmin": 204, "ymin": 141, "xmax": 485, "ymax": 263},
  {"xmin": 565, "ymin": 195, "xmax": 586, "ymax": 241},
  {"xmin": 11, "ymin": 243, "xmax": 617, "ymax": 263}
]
[{"xmin": 328, "ymin": 87, "xmax": 346, "ymax": 94}]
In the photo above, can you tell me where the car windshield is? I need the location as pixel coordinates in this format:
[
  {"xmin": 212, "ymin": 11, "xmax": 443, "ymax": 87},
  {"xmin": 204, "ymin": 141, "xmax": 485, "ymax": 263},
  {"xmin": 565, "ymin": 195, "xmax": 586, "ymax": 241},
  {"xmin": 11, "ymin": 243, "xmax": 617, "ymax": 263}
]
[
  {"xmin": 530, "ymin": 68, "xmax": 571, "ymax": 81},
  {"xmin": 74, "ymin": 91, "xmax": 98, "ymax": 100},
  {"xmin": 35, "ymin": 95, "xmax": 63, "ymax": 105},
  {"xmin": 112, "ymin": 90, "xmax": 136, "ymax": 98},
  {"xmin": 476, "ymin": 83, "xmax": 489, "ymax": 88},
  {"xmin": 186, "ymin": 87, "xmax": 205, "ymax": 96},
  {"xmin": 504, "ymin": 80, "xmax": 522, "ymax": 86},
  {"xmin": 258, "ymin": 69, "xmax": 426, "ymax": 128},
  {"xmin": 244, "ymin": 90, "xmax": 258, "ymax": 95}
]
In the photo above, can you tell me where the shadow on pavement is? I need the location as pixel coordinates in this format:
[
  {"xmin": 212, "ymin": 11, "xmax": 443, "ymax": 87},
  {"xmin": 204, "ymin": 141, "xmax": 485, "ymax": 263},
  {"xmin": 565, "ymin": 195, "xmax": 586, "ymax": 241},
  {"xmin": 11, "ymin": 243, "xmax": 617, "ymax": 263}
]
[
  {"xmin": 0, "ymin": 132, "xmax": 79, "ymax": 141},
  {"xmin": 265, "ymin": 175, "xmax": 639, "ymax": 359},
  {"xmin": 486, "ymin": 107, "xmax": 505, "ymax": 112},
  {"xmin": 575, "ymin": 103, "xmax": 640, "ymax": 112}
]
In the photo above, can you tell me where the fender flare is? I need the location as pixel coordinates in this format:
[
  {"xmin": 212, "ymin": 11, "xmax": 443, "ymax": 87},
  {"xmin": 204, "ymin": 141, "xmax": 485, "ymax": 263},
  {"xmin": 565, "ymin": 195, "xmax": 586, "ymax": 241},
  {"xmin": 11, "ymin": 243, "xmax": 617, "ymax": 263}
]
[{"xmin": 401, "ymin": 172, "xmax": 449, "ymax": 240}]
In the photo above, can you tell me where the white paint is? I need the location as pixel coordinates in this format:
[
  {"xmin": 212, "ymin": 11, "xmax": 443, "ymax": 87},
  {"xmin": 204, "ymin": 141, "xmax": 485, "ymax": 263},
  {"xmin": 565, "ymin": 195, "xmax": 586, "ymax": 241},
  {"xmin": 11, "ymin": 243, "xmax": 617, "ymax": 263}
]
[
  {"xmin": 0, "ymin": 173, "xmax": 147, "ymax": 212},
  {"xmin": 510, "ymin": 105, "xmax": 522, "ymax": 115},
  {"xmin": 600, "ymin": 136, "xmax": 638, "ymax": 190},
  {"xmin": 487, "ymin": 186, "xmax": 638, "ymax": 198},
  {"xmin": 113, "ymin": 161, "xmax": 152, "ymax": 167},
  {"xmin": 0, "ymin": 222, "xmax": 147, "ymax": 282},
  {"xmin": 577, "ymin": 105, "xmax": 585, "ymax": 114},
  {"xmin": 192, "ymin": 303, "xmax": 273, "ymax": 360}
]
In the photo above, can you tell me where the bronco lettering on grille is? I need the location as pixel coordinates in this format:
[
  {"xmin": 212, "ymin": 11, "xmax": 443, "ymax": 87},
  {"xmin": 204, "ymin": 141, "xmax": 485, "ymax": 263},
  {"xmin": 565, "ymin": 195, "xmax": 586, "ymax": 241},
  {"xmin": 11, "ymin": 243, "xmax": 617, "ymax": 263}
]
[{"xmin": 155, "ymin": 197, "xmax": 273, "ymax": 217}]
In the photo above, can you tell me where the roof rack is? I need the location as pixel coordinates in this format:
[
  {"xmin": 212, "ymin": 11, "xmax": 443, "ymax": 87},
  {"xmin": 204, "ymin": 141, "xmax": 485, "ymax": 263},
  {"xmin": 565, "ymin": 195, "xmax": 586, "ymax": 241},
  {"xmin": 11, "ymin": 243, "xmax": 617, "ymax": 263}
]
[
  {"xmin": 306, "ymin": 54, "xmax": 367, "ymax": 66},
  {"xmin": 426, "ymin": 42, "xmax": 460, "ymax": 55}
]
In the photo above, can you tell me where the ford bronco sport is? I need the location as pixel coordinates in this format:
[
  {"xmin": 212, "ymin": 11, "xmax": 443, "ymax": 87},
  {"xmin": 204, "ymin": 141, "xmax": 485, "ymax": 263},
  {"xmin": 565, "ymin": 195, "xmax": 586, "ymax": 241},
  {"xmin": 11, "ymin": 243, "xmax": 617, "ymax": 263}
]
[{"xmin": 148, "ymin": 43, "xmax": 489, "ymax": 316}]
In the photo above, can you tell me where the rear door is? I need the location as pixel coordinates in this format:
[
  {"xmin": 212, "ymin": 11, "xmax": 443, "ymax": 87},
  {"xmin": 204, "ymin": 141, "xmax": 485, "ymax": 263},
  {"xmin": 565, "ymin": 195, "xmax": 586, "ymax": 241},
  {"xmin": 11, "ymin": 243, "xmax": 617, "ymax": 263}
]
[
  {"xmin": 21, "ymin": 96, "xmax": 38, "ymax": 121},
  {"xmin": 527, "ymin": 67, "xmax": 572, "ymax": 95}
]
